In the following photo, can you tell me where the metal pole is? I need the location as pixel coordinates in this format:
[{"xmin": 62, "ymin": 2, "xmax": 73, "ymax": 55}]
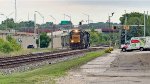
[
  {"xmin": 34, "ymin": 13, "xmax": 40, "ymax": 48},
  {"xmin": 38, "ymin": 29, "xmax": 40, "ymax": 48},
  {"xmin": 88, "ymin": 15, "xmax": 89, "ymax": 25},
  {"xmin": 34, "ymin": 13, "xmax": 36, "ymax": 34},
  {"xmin": 119, "ymin": 27, "xmax": 122, "ymax": 48},
  {"xmin": 51, "ymin": 25, "xmax": 53, "ymax": 49},
  {"xmin": 144, "ymin": 11, "xmax": 146, "ymax": 37},
  {"xmin": 35, "ymin": 11, "xmax": 44, "ymax": 48},
  {"xmin": 42, "ymin": 16, "xmax": 44, "ymax": 28},
  {"xmin": 125, "ymin": 10, "xmax": 127, "ymax": 43},
  {"xmin": 109, "ymin": 16, "xmax": 111, "ymax": 47},
  {"xmin": 50, "ymin": 15, "xmax": 56, "ymax": 49},
  {"xmin": 6, "ymin": 16, "xmax": 7, "ymax": 30}
]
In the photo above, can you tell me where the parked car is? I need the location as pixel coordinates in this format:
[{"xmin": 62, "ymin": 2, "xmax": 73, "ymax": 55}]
[{"xmin": 27, "ymin": 45, "xmax": 34, "ymax": 48}]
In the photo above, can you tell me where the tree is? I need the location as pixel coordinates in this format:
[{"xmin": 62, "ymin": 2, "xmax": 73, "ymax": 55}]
[
  {"xmin": 1, "ymin": 18, "xmax": 16, "ymax": 29},
  {"xmin": 36, "ymin": 33, "xmax": 51, "ymax": 48},
  {"xmin": 18, "ymin": 21, "xmax": 34, "ymax": 28},
  {"xmin": 89, "ymin": 29, "xmax": 101, "ymax": 45},
  {"xmin": 119, "ymin": 12, "xmax": 150, "ymax": 43}
]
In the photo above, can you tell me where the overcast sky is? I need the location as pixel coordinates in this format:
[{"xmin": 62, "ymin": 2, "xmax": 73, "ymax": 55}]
[{"xmin": 0, "ymin": 0, "xmax": 150, "ymax": 25}]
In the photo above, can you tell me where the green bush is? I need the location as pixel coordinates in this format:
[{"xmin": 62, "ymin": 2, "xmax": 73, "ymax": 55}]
[
  {"xmin": 0, "ymin": 36, "xmax": 21, "ymax": 53},
  {"xmin": 105, "ymin": 49, "xmax": 111, "ymax": 53},
  {"xmin": 0, "ymin": 42, "xmax": 14, "ymax": 53},
  {"xmin": 109, "ymin": 47, "xmax": 113, "ymax": 51},
  {"xmin": 105, "ymin": 48, "xmax": 113, "ymax": 53}
]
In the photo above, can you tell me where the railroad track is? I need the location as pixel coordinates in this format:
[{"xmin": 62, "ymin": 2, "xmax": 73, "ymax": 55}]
[{"xmin": 0, "ymin": 48, "xmax": 103, "ymax": 69}]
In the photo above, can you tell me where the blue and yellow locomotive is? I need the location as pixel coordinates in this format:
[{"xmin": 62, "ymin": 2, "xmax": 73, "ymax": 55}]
[{"xmin": 69, "ymin": 29, "xmax": 90, "ymax": 49}]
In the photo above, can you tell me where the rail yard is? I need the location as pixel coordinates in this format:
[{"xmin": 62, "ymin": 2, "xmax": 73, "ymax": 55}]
[{"xmin": 1, "ymin": 0, "xmax": 150, "ymax": 84}]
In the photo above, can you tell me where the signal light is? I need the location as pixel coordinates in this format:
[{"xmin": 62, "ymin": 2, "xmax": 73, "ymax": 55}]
[
  {"xmin": 74, "ymin": 29, "xmax": 79, "ymax": 33},
  {"xmin": 79, "ymin": 22, "xmax": 82, "ymax": 25},
  {"xmin": 112, "ymin": 26, "xmax": 117, "ymax": 30},
  {"xmin": 123, "ymin": 25, "xmax": 129, "ymax": 30}
]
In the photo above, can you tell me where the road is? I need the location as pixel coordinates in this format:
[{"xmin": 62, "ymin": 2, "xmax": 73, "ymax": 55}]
[{"xmin": 57, "ymin": 49, "xmax": 150, "ymax": 84}]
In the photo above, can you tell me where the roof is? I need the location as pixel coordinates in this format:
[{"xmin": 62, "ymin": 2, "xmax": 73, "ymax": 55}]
[{"xmin": 101, "ymin": 28, "xmax": 119, "ymax": 33}]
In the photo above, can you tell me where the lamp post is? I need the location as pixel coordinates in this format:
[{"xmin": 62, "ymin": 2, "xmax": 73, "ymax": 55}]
[
  {"xmin": 49, "ymin": 15, "xmax": 56, "ymax": 49},
  {"xmin": 35, "ymin": 11, "xmax": 44, "ymax": 24},
  {"xmin": 34, "ymin": 11, "xmax": 44, "ymax": 48}
]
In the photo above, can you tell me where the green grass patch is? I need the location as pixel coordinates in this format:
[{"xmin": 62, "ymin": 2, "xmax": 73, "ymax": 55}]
[{"xmin": 0, "ymin": 50, "xmax": 105, "ymax": 84}]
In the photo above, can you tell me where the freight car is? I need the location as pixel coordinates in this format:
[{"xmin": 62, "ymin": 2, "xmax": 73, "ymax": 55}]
[{"xmin": 69, "ymin": 29, "xmax": 90, "ymax": 49}]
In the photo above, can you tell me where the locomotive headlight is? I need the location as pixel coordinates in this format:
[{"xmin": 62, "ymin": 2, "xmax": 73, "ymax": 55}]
[
  {"xmin": 74, "ymin": 29, "xmax": 78, "ymax": 33},
  {"xmin": 71, "ymin": 40, "xmax": 74, "ymax": 43}
]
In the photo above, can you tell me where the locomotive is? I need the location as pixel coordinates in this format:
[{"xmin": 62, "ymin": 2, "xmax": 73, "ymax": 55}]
[{"xmin": 69, "ymin": 29, "xmax": 90, "ymax": 49}]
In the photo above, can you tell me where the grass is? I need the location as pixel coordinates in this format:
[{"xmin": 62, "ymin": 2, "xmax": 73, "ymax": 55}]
[
  {"xmin": 0, "ymin": 48, "xmax": 56, "ymax": 57},
  {"xmin": 0, "ymin": 50, "xmax": 105, "ymax": 84}
]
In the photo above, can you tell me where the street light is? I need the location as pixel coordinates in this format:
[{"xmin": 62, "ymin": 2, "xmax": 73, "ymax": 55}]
[
  {"xmin": 49, "ymin": 15, "xmax": 57, "ymax": 49},
  {"xmin": 50, "ymin": 15, "xmax": 56, "ymax": 24},
  {"xmin": 64, "ymin": 14, "xmax": 71, "ymax": 21},
  {"xmin": 34, "ymin": 11, "xmax": 44, "ymax": 48},
  {"xmin": 35, "ymin": 11, "xmax": 44, "ymax": 24}
]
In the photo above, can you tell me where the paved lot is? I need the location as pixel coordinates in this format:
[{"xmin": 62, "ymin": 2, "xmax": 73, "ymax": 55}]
[{"xmin": 57, "ymin": 50, "xmax": 150, "ymax": 84}]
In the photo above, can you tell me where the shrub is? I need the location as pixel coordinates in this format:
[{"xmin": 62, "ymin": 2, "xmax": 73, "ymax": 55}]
[
  {"xmin": 0, "ymin": 42, "xmax": 14, "ymax": 53},
  {"xmin": 109, "ymin": 47, "xmax": 113, "ymax": 51},
  {"xmin": 6, "ymin": 35, "xmax": 21, "ymax": 51},
  {"xmin": 0, "ymin": 36, "xmax": 22, "ymax": 53},
  {"xmin": 105, "ymin": 48, "xmax": 113, "ymax": 53}
]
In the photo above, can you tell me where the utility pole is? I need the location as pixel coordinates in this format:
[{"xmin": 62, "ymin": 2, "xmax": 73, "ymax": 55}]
[
  {"xmin": 124, "ymin": 10, "xmax": 127, "ymax": 43},
  {"xmin": 35, "ymin": 11, "xmax": 44, "ymax": 48},
  {"xmin": 49, "ymin": 15, "xmax": 56, "ymax": 49},
  {"xmin": 34, "ymin": 12, "xmax": 40, "ymax": 48},
  {"xmin": 108, "ymin": 12, "xmax": 114, "ymax": 47}
]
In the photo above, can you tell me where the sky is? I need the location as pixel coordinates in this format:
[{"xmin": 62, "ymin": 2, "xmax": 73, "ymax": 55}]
[{"xmin": 0, "ymin": 0, "xmax": 150, "ymax": 25}]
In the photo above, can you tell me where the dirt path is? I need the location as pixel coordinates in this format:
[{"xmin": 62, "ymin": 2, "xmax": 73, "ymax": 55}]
[{"xmin": 57, "ymin": 50, "xmax": 150, "ymax": 84}]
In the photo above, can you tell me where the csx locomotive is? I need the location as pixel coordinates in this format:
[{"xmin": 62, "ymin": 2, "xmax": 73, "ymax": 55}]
[{"xmin": 69, "ymin": 29, "xmax": 90, "ymax": 49}]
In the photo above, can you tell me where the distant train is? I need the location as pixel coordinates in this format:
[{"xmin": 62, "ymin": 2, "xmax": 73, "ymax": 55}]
[{"xmin": 69, "ymin": 29, "xmax": 90, "ymax": 49}]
